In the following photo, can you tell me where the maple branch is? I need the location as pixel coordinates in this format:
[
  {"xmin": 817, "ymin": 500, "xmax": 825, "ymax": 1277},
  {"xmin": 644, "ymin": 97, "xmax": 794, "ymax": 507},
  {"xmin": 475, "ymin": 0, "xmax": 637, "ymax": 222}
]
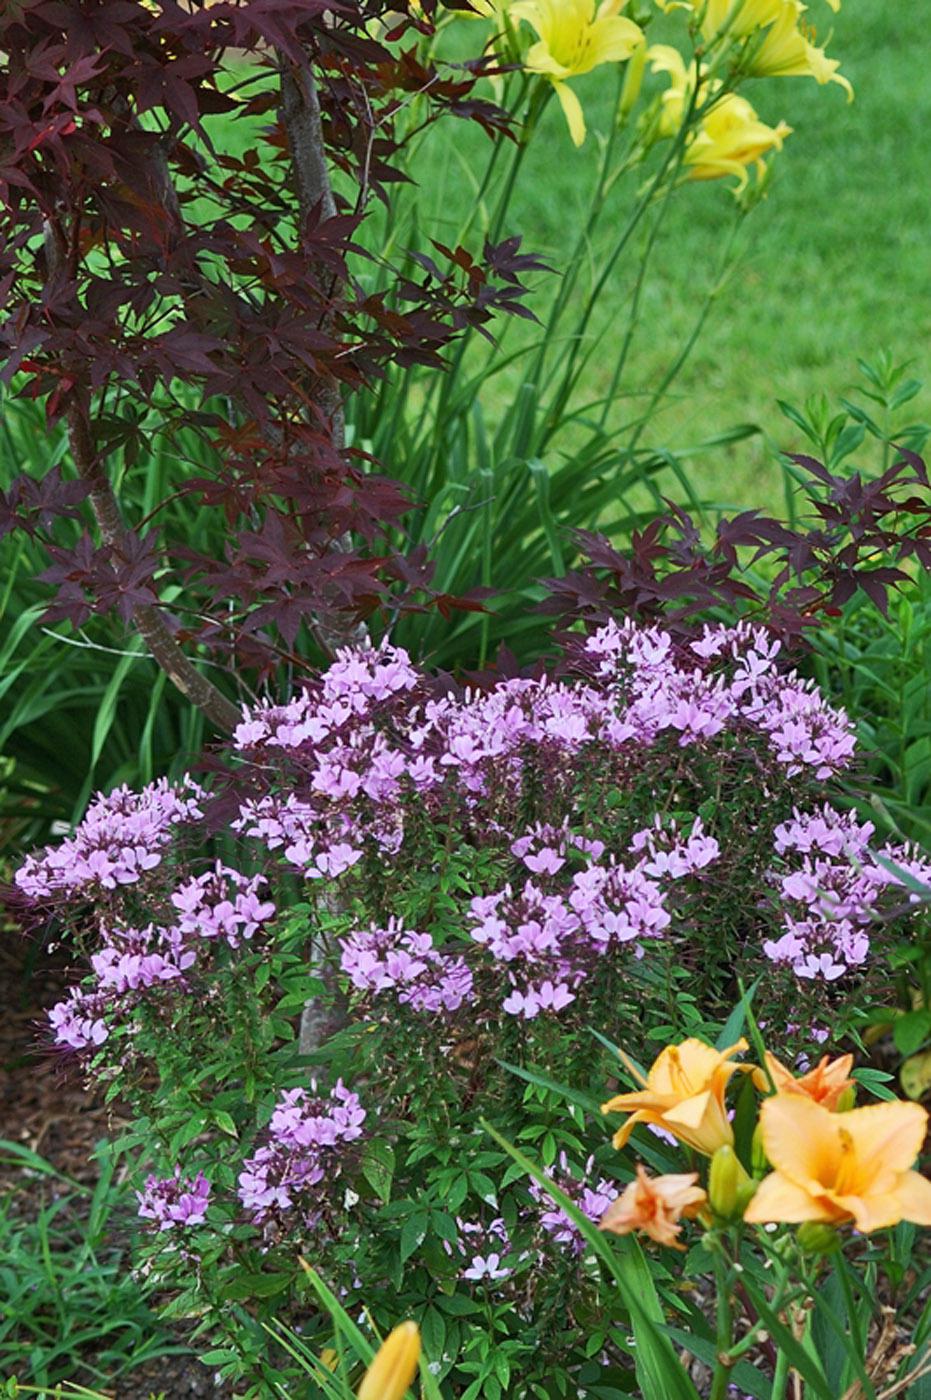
[
  {"xmin": 65, "ymin": 397, "xmax": 241, "ymax": 734},
  {"xmin": 44, "ymin": 223, "xmax": 240, "ymax": 735}
]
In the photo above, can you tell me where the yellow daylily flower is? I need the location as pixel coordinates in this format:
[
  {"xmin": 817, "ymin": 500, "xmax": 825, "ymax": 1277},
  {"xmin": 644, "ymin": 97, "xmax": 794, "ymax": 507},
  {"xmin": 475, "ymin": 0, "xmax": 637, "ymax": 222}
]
[
  {"xmin": 602, "ymin": 1037, "xmax": 751, "ymax": 1155},
  {"xmin": 648, "ymin": 47, "xmax": 790, "ymax": 189},
  {"xmin": 647, "ymin": 43, "xmax": 694, "ymax": 137},
  {"xmin": 599, "ymin": 1165, "xmax": 707, "ymax": 1248},
  {"xmin": 700, "ymin": 0, "xmax": 789, "ymax": 34},
  {"xmin": 744, "ymin": 1095, "xmax": 931, "ymax": 1233},
  {"xmin": 741, "ymin": 0, "xmax": 851, "ymax": 97},
  {"xmin": 510, "ymin": 0, "xmax": 645, "ymax": 145},
  {"xmin": 686, "ymin": 92, "xmax": 791, "ymax": 188},
  {"xmin": 357, "ymin": 1321, "xmax": 421, "ymax": 1400},
  {"xmin": 653, "ymin": 0, "xmax": 850, "ymax": 96},
  {"xmin": 753, "ymin": 1049, "xmax": 856, "ymax": 1110}
]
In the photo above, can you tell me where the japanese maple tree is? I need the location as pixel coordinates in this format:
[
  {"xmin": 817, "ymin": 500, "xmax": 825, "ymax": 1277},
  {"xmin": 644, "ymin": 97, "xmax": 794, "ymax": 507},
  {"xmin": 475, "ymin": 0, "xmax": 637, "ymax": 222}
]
[{"xmin": 0, "ymin": 0, "xmax": 538, "ymax": 729}]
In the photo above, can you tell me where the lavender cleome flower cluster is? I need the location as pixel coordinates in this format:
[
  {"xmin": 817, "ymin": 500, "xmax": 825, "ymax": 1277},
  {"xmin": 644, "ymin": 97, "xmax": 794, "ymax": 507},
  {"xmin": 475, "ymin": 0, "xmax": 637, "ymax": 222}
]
[
  {"xmin": 136, "ymin": 1169, "xmax": 211, "ymax": 1230},
  {"xmin": 445, "ymin": 1216, "xmax": 515, "ymax": 1283},
  {"xmin": 447, "ymin": 1155, "xmax": 619, "ymax": 1286},
  {"xmin": 16, "ymin": 619, "xmax": 928, "ymax": 1060},
  {"xmin": 39, "ymin": 872, "xmax": 276, "ymax": 1052},
  {"xmin": 765, "ymin": 804, "xmax": 931, "ymax": 981},
  {"xmin": 528, "ymin": 1152, "xmax": 618, "ymax": 1255},
  {"xmin": 15, "ymin": 778, "xmax": 204, "ymax": 900},
  {"xmin": 340, "ymin": 919, "xmax": 473, "ymax": 1014},
  {"xmin": 237, "ymin": 1080, "xmax": 366, "ymax": 1230}
]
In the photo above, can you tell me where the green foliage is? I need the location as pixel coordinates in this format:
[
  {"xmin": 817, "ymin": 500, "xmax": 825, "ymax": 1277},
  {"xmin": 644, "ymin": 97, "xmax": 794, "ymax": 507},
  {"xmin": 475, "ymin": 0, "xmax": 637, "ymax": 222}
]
[
  {"xmin": 0, "ymin": 390, "xmax": 220, "ymax": 850},
  {"xmin": 0, "ymin": 1140, "xmax": 183, "ymax": 1392},
  {"xmin": 405, "ymin": 0, "xmax": 931, "ymax": 512},
  {"xmin": 777, "ymin": 357, "xmax": 931, "ymax": 839}
]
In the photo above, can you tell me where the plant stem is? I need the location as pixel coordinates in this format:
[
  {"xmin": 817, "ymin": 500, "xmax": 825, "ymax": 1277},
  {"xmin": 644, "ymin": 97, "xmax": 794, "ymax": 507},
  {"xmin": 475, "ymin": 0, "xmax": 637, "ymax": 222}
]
[
  {"xmin": 709, "ymin": 1243, "xmax": 736, "ymax": 1400},
  {"xmin": 772, "ymin": 1343, "xmax": 790, "ymax": 1400}
]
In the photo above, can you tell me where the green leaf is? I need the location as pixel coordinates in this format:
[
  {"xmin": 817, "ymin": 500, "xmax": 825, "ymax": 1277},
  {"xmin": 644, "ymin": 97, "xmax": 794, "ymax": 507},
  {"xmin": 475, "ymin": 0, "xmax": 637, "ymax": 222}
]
[
  {"xmin": 360, "ymin": 1138, "xmax": 395, "ymax": 1204},
  {"xmin": 664, "ymin": 1327, "xmax": 772, "ymax": 1399},
  {"xmin": 715, "ymin": 981, "xmax": 759, "ymax": 1052},
  {"xmin": 222, "ymin": 1272, "xmax": 294, "ymax": 1301},
  {"xmin": 434, "ymin": 1292, "xmax": 482, "ymax": 1317},
  {"xmin": 400, "ymin": 1211, "xmax": 429, "ymax": 1264},
  {"xmin": 893, "ymin": 1009, "xmax": 931, "ymax": 1059},
  {"xmin": 740, "ymin": 1277, "xmax": 834, "ymax": 1399},
  {"xmin": 480, "ymin": 1119, "xmax": 700, "ymax": 1400}
]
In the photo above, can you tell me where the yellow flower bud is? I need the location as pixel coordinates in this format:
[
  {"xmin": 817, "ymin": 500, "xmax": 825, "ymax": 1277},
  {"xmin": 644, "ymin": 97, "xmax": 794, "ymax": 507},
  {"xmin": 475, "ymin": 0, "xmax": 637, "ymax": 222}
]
[
  {"xmin": 708, "ymin": 1144, "xmax": 754, "ymax": 1221},
  {"xmin": 357, "ymin": 1321, "xmax": 420, "ymax": 1400},
  {"xmin": 796, "ymin": 1222, "xmax": 842, "ymax": 1256},
  {"xmin": 619, "ymin": 39, "xmax": 648, "ymax": 118}
]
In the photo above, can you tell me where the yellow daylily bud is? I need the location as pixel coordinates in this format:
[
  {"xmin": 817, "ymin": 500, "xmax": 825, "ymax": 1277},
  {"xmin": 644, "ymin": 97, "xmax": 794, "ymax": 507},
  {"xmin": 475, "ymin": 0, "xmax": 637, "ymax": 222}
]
[
  {"xmin": 618, "ymin": 38, "xmax": 648, "ymax": 118},
  {"xmin": 357, "ymin": 1322, "xmax": 421, "ymax": 1400},
  {"xmin": 709, "ymin": 1144, "xmax": 741, "ymax": 1219},
  {"xmin": 708, "ymin": 1144, "xmax": 755, "ymax": 1221},
  {"xmin": 796, "ymin": 1222, "xmax": 842, "ymax": 1256},
  {"xmin": 321, "ymin": 1347, "xmax": 339, "ymax": 1372}
]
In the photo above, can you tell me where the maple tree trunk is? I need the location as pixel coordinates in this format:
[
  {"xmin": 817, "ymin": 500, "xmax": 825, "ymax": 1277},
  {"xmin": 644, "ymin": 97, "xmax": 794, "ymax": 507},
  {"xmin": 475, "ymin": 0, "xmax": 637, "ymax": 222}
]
[
  {"xmin": 279, "ymin": 61, "xmax": 346, "ymax": 444},
  {"xmin": 280, "ymin": 56, "xmax": 359, "ymax": 1056}
]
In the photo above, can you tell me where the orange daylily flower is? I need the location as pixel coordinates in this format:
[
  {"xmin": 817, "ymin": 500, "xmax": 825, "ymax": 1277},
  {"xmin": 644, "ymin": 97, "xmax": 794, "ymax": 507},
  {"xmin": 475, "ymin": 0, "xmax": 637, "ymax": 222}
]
[
  {"xmin": 753, "ymin": 1049, "xmax": 856, "ymax": 1110},
  {"xmin": 744, "ymin": 1095, "xmax": 931, "ymax": 1233},
  {"xmin": 599, "ymin": 1165, "xmax": 707, "ymax": 1248},
  {"xmin": 601, "ymin": 1037, "xmax": 751, "ymax": 1156}
]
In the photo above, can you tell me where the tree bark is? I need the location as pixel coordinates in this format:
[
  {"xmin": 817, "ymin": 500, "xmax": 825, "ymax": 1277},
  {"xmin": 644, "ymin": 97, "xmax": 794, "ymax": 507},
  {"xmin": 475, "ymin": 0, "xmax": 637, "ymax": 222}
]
[
  {"xmin": 278, "ymin": 60, "xmax": 346, "ymax": 454},
  {"xmin": 278, "ymin": 54, "xmax": 363, "ymax": 1055}
]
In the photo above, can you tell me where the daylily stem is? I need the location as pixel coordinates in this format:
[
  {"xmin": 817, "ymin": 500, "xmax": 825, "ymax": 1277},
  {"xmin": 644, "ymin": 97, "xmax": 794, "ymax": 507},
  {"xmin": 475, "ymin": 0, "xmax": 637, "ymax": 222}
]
[
  {"xmin": 772, "ymin": 1344, "xmax": 790, "ymax": 1400},
  {"xmin": 709, "ymin": 1242, "xmax": 735, "ymax": 1400}
]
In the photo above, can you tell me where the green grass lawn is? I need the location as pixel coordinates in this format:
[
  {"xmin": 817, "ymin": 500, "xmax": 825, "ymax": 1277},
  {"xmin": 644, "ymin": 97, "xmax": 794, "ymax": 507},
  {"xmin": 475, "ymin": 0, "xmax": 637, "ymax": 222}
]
[{"xmin": 392, "ymin": 0, "xmax": 930, "ymax": 511}]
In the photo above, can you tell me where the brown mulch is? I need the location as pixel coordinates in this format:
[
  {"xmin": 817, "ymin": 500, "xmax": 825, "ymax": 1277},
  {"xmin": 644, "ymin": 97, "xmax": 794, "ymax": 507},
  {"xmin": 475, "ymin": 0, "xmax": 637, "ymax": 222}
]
[{"xmin": 0, "ymin": 933, "xmax": 117, "ymax": 1186}]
